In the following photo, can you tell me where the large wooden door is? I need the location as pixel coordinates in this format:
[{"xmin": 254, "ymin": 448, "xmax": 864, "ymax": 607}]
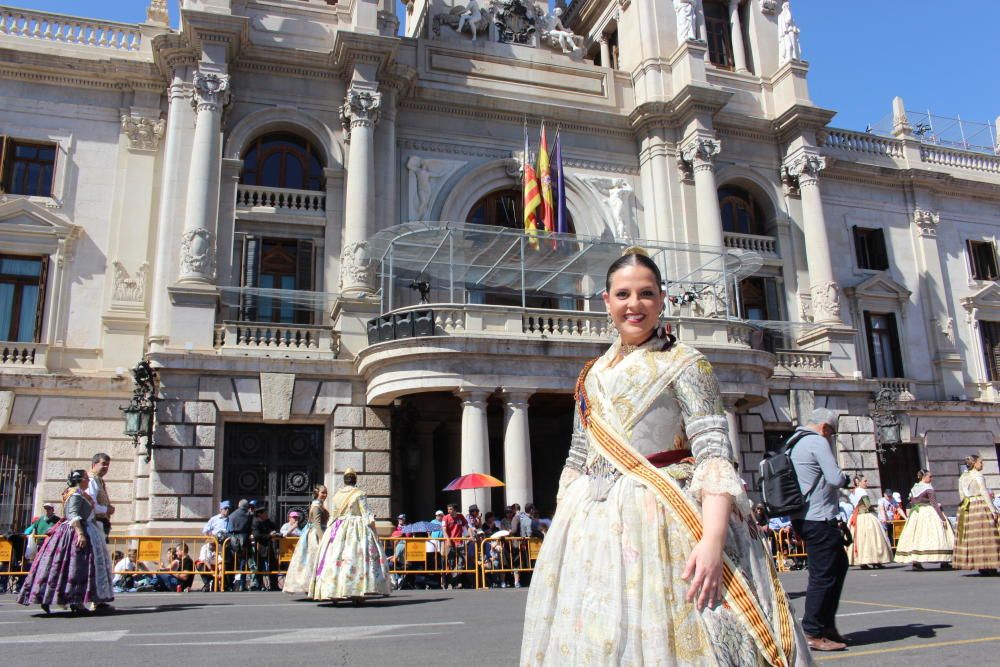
[{"xmin": 223, "ymin": 424, "xmax": 322, "ymax": 520}]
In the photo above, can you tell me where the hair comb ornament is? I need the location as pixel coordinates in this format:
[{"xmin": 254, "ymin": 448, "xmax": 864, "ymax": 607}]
[{"xmin": 621, "ymin": 245, "xmax": 649, "ymax": 257}]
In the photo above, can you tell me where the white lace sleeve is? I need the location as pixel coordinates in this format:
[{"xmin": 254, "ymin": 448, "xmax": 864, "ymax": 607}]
[{"xmin": 673, "ymin": 356, "xmax": 748, "ymax": 507}]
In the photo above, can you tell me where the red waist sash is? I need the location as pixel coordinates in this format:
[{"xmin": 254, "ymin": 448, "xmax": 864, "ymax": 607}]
[{"xmin": 646, "ymin": 449, "xmax": 693, "ymax": 468}]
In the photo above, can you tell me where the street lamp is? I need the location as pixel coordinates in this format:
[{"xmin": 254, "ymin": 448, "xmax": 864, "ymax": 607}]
[
  {"xmin": 871, "ymin": 388, "xmax": 902, "ymax": 463},
  {"xmin": 121, "ymin": 360, "xmax": 157, "ymax": 462}
]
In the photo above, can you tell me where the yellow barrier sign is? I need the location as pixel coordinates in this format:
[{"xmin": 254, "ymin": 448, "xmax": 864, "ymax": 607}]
[
  {"xmin": 137, "ymin": 539, "xmax": 162, "ymax": 562},
  {"xmin": 528, "ymin": 538, "xmax": 542, "ymax": 560},
  {"xmin": 0, "ymin": 538, "xmax": 11, "ymax": 561},
  {"xmin": 278, "ymin": 538, "xmax": 297, "ymax": 562},
  {"xmin": 405, "ymin": 540, "xmax": 426, "ymax": 562}
]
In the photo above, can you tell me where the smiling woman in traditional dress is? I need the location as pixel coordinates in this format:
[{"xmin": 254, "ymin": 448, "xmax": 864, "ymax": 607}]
[
  {"xmin": 953, "ymin": 455, "xmax": 1000, "ymax": 575},
  {"xmin": 18, "ymin": 469, "xmax": 114, "ymax": 614},
  {"xmin": 283, "ymin": 484, "xmax": 329, "ymax": 597},
  {"xmin": 312, "ymin": 469, "xmax": 390, "ymax": 605},
  {"xmin": 893, "ymin": 469, "xmax": 954, "ymax": 570},
  {"xmin": 847, "ymin": 476, "xmax": 892, "ymax": 569},
  {"xmin": 521, "ymin": 249, "xmax": 811, "ymax": 666}
]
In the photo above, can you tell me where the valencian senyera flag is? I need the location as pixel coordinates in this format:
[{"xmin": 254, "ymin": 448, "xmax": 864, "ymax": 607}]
[
  {"xmin": 553, "ymin": 127, "xmax": 568, "ymax": 235},
  {"xmin": 523, "ymin": 122, "xmax": 541, "ymax": 249}
]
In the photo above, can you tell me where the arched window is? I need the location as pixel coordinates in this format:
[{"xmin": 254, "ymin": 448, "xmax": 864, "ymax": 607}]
[
  {"xmin": 241, "ymin": 132, "xmax": 325, "ymax": 191},
  {"xmin": 466, "ymin": 188, "xmax": 575, "ymax": 233},
  {"xmin": 718, "ymin": 185, "xmax": 766, "ymax": 236}
]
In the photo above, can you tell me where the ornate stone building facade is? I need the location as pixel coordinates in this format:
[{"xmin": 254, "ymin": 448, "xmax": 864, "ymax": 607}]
[{"xmin": 0, "ymin": 0, "xmax": 998, "ymax": 534}]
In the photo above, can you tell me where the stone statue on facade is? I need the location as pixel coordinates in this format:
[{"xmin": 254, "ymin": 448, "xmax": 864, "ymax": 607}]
[
  {"xmin": 584, "ymin": 176, "xmax": 636, "ymax": 239},
  {"xmin": 406, "ymin": 157, "xmax": 466, "ymax": 220},
  {"xmin": 458, "ymin": 0, "xmax": 485, "ymax": 40},
  {"xmin": 538, "ymin": 7, "xmax": 583, "ymax": 54},
  {"xmin": 673, "ymin": 0, "xmax": 699, "ymax": 42},
  {"xmin": 778, "ymin": 1, "xmax": 802, "ymax": 64}
]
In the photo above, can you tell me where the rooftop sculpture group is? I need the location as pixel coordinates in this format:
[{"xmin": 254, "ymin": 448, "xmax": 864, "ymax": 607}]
[{"xmin": 434, "ymin": 0, "xmax": 583, "ymax": 56}]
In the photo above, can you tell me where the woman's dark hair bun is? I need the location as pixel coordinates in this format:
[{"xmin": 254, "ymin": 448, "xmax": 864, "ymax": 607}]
[{"xmin": 67, "ymin": 469, "xmax": 87, "ymax": 487}]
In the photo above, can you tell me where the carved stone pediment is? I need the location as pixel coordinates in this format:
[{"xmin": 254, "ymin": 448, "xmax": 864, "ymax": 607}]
[
  {"xmin": 0, "ymin": 198, "xmax": 80, "ymax": 246},
  {"xmin": 845, "ymin": 272, "xmax": 910, "ymax": 304},
  {"xmin": 961, "ymin": 281, "xmax": 1000, "ymax": 315}
]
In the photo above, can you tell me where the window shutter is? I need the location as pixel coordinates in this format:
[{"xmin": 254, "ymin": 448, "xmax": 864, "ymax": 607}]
[
  {"xmin": 853, "ymin": 226, "xmax": 865, "ymax": 269},
  {"xmin": 863, "ymin": 310, "xmax": 877, "ymax": 378},
  {"xmin": 32, "ymin": 256, "xmax": 48, "ymax": 343},
  {"xmin": 0, "ymin": 136, "xmax": 7, "ymax": 191},
  {"xmin": 873, "ymin": 229, "xmax": 889, "ymax": 271},
  {"xmin": 987, "ymin": 242, "xmax": 999, "ymax": 280},
  {"xmin": 242, "ymin": 235, "xmax": 260, "ymax": 321},
  {"xmin": 295, "ymin": 239, "xmax": 314, "ymax": 324},
  {"xmin": 886, "ymin": 313, "xmax": 904, "ymax": 378},
  {"xmin": 967, "ymin": 239, "xmax": 979, "ymax": 279}
]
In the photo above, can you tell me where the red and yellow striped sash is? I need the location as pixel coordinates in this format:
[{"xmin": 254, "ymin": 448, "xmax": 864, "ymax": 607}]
[{"xmin": 586, "ymin": 412, "xmax": 795, "ymax": 667}]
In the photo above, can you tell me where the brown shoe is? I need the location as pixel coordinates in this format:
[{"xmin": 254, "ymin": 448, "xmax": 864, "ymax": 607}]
[
  {"xmin": 821, "ymin": 627, "xmax": 851, "ymax": 644},
  {"xmin": 807, "ymin": 635, "xmax": 847, "ymax": 651}
]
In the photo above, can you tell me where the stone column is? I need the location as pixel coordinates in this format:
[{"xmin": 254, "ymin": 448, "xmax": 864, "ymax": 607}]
[
  {"xmin": 456, "ymin": 389, "xmax": 491, "ymax": 512},
  {"xmin": 782, "ymin": 153, "xmax": 841, "ymax": 324},
  {"xmin": 339, "ymin": 86, "xmax": 382, "ymax": 296},
  {"xmin": 374, "ymin": 88, "xmax": 397, "ymax": 234},
  {"xmin": 501, "ymin": 390, "xmax": 533, "ymax": 507},
  {"xmin": 599, "ymin": 35, "xmax": 611, "ymax": 69},
  {"xmin": 728, "ymin": 0, "xmax": 749, "ymax": 73},
  {"xmin": 179, "ymin": 71, "xmax": 229, "ymax": 284},
  {"xmin": 148, "ymin": 72, "xmax": 191, "ymax": 350},
  {"xmin": 681, "ymin": 137, "xmax": 724, "ymax": 250}
]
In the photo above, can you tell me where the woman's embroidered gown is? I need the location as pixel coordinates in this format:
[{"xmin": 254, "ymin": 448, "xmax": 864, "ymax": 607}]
[
  {"xmin": 18, "ymin": 488, "xmax": 114, "ymax": 608},
  {"xmin": 893, "ymin": 483, "xmax": 954, "ymax": 564},
  {"xmin": 953, "ymin": 469, "xmax": 1000, "ymax": 570},
  {"xmin": 848, "ymin": 489, "xmax": 893, "ymax": 566},
  {"xmin": 283, "ymin": 499, "xmax": 329, "ymax": 596},
  {"xmin": 521, "ymin": 340, "xmax": 811, "ymax": 666},
  {"xmin": 312, "ymin": 485, "xmax": 390, "ymax": 600}
]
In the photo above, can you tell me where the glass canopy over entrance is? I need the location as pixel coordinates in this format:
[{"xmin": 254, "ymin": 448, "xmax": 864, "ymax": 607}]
[{"xmin": 369, "ymin": 222, "xmax": 765, "ymax": 317}]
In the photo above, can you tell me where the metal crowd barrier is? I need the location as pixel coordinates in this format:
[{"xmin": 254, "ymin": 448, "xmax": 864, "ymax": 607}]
[{"xmin": 2, "ymin": 532, "xmax": 546, "ymax": 594}]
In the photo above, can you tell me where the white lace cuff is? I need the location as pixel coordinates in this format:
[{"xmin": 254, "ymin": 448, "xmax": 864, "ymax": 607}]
[{"xmin": 689, "ymin": 456, "xmax": 750, "ymax": 510}]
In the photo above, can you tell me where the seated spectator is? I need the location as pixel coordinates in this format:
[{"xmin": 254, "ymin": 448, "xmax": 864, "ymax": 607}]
[
  {"xmin": 175, "ymin": 543, "xmax": 194, "ymax": 592},
  {"xmin": 481, "ymin": 512, "xmax": 498, "ymax": 535},
  {"xmin": 154, "ymin": 546, "xmax": 182, "ymax": 592},
  {"xmin": 279, "ymin": 511, "xmax": 303, "ymax": 537},
  {"xmin": 195, "ymin": 539, "xmax": 218, "ymax": 591},
  {"xmin": 113, "ymin": 550, "xmax": 135, "ymax": 592}
]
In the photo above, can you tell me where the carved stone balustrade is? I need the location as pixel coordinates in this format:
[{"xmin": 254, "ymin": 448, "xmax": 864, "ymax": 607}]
[
  {"xmin": 821, "ymin": 130, "xmax": 903, "ymax": 158},
  {"xmin": 723, "ymin": 232, "xmax": 780, "ymax": 261},
  {"xmin": 235, "ymin": 185, "xmax": 326, "ymax": 218},
  {"xmin": 773, "ymin": 349, "xmax": 832, "ymax": 375},
  {"xmin": 0, "ymin": 8, "xmax": 144, "ymax": 52},
  {"xmin": 214, "ymin": 321, "xmax": 339, "ymax": 360},
  {"xmin": 0, "ymin": 342, "xmax": 48, "ymax": 370}
]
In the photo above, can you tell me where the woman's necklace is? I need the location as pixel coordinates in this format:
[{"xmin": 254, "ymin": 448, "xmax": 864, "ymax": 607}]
[{"xmin": 618, "ymin": 331, "xmax": 656, "ymax": 356}]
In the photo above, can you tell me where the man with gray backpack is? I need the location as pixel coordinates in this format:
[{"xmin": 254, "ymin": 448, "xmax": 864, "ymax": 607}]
[{"xmin": 779, "ymin": 408, "xmax": 852, "ymax": 652}]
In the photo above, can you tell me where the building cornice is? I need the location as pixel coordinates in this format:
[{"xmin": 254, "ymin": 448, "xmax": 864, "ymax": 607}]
[
  {"xmin": 0, "ymin": 49, "xmax": 165, "ymax": 92},
  {"xmin": 771, "ymin": 103, "xmax": 837, "ymax": 143},
  {"xmin": 628, "ymin": 84, "xmax": 733, "ymax": 132}
]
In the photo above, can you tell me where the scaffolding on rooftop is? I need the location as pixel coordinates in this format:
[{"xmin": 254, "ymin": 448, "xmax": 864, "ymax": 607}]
[{"xmin": 869, "ymin": 109, "xmax": 999, "ymax": 155}]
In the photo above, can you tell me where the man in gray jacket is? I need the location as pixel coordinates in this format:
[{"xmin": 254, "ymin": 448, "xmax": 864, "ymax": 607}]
[{"xmin": 790, "ymin": 407, "xmax": 852, "ymax": 652}]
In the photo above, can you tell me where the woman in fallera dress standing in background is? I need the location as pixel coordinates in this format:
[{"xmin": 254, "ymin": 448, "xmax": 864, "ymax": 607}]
[
  {"xmin": 521, "ymin": 249, "xmax": 811, "ymax": 666},
  {"xmin": 283, "ymin": 484, "xmax": 329, "ymax": 596},
  {"xmin": 953, "ymin": 455, "xmax": 1000, "ymax": 574},
  {"xmin": 894, "ymin": 469, "xmax": 954, "ymax": 570},
  {"xmin": 847, "ymin": 476, "xmax": 892, "ymax": 569}
]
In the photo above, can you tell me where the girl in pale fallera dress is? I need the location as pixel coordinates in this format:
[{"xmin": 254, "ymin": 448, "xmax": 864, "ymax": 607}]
[
  {"xmin": 312, "ymin": 469, "xmax": 391, "ymax": 604},
  {"xmin": 847, "ymin": 476, "xmax": 892, "ymax": 568},
  {"xmin": 953, "ymin": 455, "xmax": 1000, "ymax": 574},
  {"xmin": 521, "ymin": 251, "xmax": 812, "ymax": 667},
  {"xmin": 893, "ymin": 469, "xmax": 955, "ymax": 570},
  {"xmin": 282, "ymin": 484, "xmax": 329, "ymax": 597}
]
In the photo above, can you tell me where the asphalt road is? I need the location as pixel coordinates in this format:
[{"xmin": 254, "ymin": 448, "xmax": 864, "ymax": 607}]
[{"xmin": 2, "ymin": 565, "xmax": 998, "ymax": 666}]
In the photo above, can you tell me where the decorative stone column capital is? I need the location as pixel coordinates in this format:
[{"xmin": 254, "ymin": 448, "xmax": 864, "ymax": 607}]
[
  {"xmin": 809, "ymin": 280, "xmax": 841, "ymax": 323},
  {"xmin": 340, "ymin": 88, "xmax": 382, "ymax": 131},
  {"xmin": 456, "ymin": 389, "xmax": 491, "ymax": 408},
  {"xmin": 781, "ymin": 153, "xmax": 826, "ymax": 189},
  {"xmin": 180, "ymin": 228, "xmax": 216, "ymax": 280},
  {"xmin": 500, "ymin": 389, "xmax": 532, "ymax": 409},
  {"xmin": 680, "ymin": 137, "xmax": 721, "ymax": 172},
  {"xmin": 913, "ymin": 207, "xmax": 940, "ymax": 238},
  {"xmin": 761, "ymin": 0, "xmax": 778, "ymax": 14},
  {"xmin": 121, "ymin": 114, "xmax": 166, "ymax": 152},
  {"xmin": 191, "ymin": 71, "xmax": 230, "ymax": 113}
]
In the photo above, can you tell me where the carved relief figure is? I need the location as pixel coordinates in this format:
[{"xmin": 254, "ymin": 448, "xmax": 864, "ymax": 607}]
[
  {"xmin": 406, "ymin": 157, "xmax": 466, "ymax": 220},
  {"xmin": 673, "ymin": 0, "xmax": 698, "ymax": 42},
  {"xmin": 435, "ymin": 1, "xmax": 491, "ymax": 41},
  {"xmin": 584, "ymin": 176, "xmax": 636, "ymax": 239},
  {"xmin": 339, "ymin": 240, "xmax": 374, "ymax": 291},
  {"xmin": 112, "ymin": 261, "xmax": 148, "ymax": 303},
  {"xmin": 778, "ymin": 1, "xmax": 802, "ymax": 64},
  {"xmin": 120, "ymin": 115, "xmax": 166, "ymax": 152}
]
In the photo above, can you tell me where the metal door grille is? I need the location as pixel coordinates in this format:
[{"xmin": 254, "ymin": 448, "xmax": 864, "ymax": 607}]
[{"xmin": 0, "ymin": 434, "xmax": 40, "ymax": 533}]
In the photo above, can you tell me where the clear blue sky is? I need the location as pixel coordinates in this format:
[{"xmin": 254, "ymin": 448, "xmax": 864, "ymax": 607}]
[{"xmin": 11, "ymin": 0, "xmax": 998, "ymax": 134}]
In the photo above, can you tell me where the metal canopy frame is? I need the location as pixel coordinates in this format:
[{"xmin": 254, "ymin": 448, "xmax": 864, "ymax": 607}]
[{"xmin": 369, "ymin": 222, "xmax": 765, "ymax": 317}]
